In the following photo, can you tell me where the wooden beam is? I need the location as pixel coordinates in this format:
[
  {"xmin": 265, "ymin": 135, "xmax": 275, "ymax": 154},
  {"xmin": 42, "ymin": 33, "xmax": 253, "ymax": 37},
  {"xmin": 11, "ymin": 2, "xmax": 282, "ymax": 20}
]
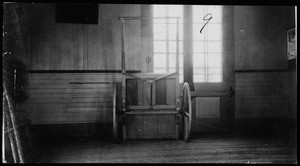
[
  {"xmin": 28, "ymin": 70, "xmax": 141, "ymax": 73},
  {"xmin": 127, "ymin": 105, "xmax": 176, "ymax": 110},
  {"xmin": 190, "ymin": 91, "xmax": 231, "ymax": 97},
  {"xmin": 125, "ymin": 111, "xmax": 178, "ymax": 115}
]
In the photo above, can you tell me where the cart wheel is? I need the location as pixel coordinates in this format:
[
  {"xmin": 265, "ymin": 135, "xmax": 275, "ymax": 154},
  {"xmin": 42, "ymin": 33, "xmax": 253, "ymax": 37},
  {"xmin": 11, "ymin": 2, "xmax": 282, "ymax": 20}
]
[{"xmin": 182, "ymin": 82, "xmax": 192, "ymax": 142}]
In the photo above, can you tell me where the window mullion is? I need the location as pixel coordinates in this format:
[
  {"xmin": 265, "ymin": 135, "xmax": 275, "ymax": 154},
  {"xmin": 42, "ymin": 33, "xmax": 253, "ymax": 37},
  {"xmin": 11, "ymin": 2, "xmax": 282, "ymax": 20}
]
[
  {"xmin": 183, "ymin": 5, "xmax": 193, "ymax": 84},
  {"xmin": 166, "ymin": 6, "xmax": 169, "ymax": 72},
  {"xmin": 204, "ymin": 6, "xmax": 208, "ymax": 82}
]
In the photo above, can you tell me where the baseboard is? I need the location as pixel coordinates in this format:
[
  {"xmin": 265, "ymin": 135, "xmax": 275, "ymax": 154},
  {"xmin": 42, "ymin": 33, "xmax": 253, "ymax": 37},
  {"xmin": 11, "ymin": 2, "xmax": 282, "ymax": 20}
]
[{"xmin": 233, "ymin": 118, "xmax": 297, "ymax": 138}]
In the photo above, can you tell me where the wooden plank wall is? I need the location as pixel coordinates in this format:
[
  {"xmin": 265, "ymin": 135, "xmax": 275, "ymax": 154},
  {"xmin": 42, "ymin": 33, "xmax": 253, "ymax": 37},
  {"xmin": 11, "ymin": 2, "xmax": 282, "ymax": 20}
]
[
  {"xmin": 13, "ymin": 4, "xmax": 145, "ymax": 125},
  {"xmin": 17, "ymin": 73, "xmax": 123, "ymax": 124},
  {"xmin": 20, "ymin": 3, "xmax": 142, "ymax": 71},
  {"xmin": 235, "ymin": 72, "xmax": 295, "ymax": 119},
  {"xmin": 234, "ymin": 6, "xmax": 292, "ymax": 70},
  {"xmin": 234, "ymin": 6, "xmax": 296, "ymax": 120}
]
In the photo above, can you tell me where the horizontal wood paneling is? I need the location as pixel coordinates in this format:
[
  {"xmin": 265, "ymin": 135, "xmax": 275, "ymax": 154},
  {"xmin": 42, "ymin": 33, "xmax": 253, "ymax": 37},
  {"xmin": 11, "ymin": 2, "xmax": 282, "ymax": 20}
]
[
  {"xmin": 17, "ymin": 72, "xmax": 121, "ymax": 124},
  {"xmin": 235, "ymin": 72, "xmax": 295, "ymax": 119}
]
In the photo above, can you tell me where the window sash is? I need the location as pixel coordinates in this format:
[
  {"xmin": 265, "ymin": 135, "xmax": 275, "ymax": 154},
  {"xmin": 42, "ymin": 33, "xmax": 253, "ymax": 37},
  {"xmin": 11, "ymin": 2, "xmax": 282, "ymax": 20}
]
[{"xmin": 153, "ymin": 5, "xmax": 222, "ymax": 83}]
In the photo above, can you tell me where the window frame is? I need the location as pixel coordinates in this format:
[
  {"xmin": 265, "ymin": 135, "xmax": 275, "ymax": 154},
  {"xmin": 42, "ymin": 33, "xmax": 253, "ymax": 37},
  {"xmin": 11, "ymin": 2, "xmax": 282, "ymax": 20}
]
[{"xmin": 151, "ymin": 5, "xmax": 228, "ymax": 91}]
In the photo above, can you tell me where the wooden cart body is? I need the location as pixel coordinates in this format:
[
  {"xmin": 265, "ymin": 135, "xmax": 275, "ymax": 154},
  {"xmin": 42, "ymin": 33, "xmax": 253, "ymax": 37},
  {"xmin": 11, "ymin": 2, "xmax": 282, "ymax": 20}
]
[
  {"xmin": 117, "ymin": 17, "xmax": 181, "ymax": 140},
  {"xmin": 122, "ymin": 73, "xmax": 180, "ymax": 140}
]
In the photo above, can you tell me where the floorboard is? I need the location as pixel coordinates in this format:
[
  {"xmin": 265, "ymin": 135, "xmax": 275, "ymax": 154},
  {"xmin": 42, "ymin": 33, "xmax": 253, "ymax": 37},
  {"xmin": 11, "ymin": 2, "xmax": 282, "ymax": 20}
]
[{"xmin": 28, "ymin": 132, "xmax": 296, "ymax": 163}]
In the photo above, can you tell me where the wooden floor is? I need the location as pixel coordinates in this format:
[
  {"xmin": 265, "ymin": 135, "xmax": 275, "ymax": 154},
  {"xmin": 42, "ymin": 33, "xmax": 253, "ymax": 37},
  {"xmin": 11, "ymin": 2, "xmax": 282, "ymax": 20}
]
[{"xmin": 28, "ymin": 132, "xmax": 296, "ymax": 163}]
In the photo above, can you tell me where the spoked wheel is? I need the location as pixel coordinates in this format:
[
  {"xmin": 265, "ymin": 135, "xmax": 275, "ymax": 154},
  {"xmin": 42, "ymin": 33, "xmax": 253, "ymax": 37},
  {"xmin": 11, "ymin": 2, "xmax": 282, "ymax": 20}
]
[{"xmin": 182, "ymin": 82, "xmax": 192, "ymax": 142}]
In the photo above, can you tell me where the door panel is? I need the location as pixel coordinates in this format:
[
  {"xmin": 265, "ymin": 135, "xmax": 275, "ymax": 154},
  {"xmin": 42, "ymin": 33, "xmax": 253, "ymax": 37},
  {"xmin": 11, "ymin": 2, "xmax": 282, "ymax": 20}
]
[{"xmin": 196, "ymin": 97, "xmax": 220, "ymax": 119}]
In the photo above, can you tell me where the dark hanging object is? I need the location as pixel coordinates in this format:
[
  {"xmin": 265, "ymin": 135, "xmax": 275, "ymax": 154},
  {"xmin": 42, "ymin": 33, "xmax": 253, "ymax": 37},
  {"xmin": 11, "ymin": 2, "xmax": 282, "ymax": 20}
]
[{"xmin": 55, "ymin": 3, "xmax": 98, "ymax": 24}]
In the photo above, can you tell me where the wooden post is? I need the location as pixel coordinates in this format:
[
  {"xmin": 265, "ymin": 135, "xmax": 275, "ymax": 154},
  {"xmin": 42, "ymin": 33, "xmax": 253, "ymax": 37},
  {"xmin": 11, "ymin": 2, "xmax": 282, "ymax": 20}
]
[
  {"xmin": 120, "ymin": 17, "xmax": 127, "ymax": 141},
  {"xmin": 3, "ymin": 95, "xmax": 6, "ymax": 163},
  {"xmin": 183, "ymin": 5, "xmax": 194, "ymax": 89},
  {"xmin": 3, "ymin": 95, "xmax": 18, "ymax": 163},
  {"xmin": 3, "ymin": 84, "xmax": 24, "ymax": 163},
  {"xmin": 175, "ymin": 18, "xmax": 180, "ymax": 140},
  {"xmin": 5, "ymin": 110, "xmax": 17, "ymax": 163},
  {"xmin": 122, "ymin": 78, "xmax": 127, "ymax": 141},
  {"xmin": 113, "ymin": 84, "xmax": 118, "ymax": 142},
  {"xmin": 176, "ymin": 18, "xmax": 179, "ymax": 77},
  {"xmin": 121, "ymin": 19, "xmax": 126, "ymax": 74}
]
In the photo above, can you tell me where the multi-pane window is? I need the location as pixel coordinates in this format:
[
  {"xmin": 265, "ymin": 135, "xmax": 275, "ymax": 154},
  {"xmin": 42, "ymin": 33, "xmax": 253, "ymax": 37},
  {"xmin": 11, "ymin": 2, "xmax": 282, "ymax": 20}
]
[
  {"xmin": 153, "ymin": 5, "xmax": 183, "ymax": 82},
  {"xmin": 193, "ymin": 5, "xmax": 222, "ymax": 82},
  {"xmin": 153, "ymin": 5, "xmax": 222, "ymax": 83}
]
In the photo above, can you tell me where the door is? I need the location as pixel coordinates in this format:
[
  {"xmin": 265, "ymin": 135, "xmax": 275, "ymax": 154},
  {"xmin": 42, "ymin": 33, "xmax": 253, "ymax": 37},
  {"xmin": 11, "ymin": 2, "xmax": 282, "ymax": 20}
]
[
  {"xmin": 186, "ymin": 6, "xmax": 235, "ymax": 133},
  {"xmin": 149, "ymin": 5, "xmax": 235, "ymax": 134}
]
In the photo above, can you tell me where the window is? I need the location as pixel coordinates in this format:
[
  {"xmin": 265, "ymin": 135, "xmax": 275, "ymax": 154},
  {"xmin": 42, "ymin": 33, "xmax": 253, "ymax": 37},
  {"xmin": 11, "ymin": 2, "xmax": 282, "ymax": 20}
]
[
  {"xmin": 153, "ymin": 5, "xmax": 222, "ymax": 83},
  {"xmin": 153, "ymin": 5, "xmax": 183, "ymax": 82},
  {"xmin": 193, "ymin": 5, "xmax": 222, "ymax": 82}
]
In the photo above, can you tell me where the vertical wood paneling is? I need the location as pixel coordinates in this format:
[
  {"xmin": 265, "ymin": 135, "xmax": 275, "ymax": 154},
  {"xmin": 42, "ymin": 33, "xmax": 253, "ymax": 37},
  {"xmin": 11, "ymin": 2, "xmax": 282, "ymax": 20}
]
[
  {"xmin": 166, "ymin": 78, "xmax": 176, "ymax": 105},
  {"xmin": 82, "ymin": 25, "xmax": 88, "ymax": 70},
  {"xmin": 30, "ymin": 23, "xmax": 38, "ymax": 70},
  {"xmin": 44, "ymin": 24, "xmax": 51, "ymax": 70},
  {"xmin": 140, "ymin": 5, "xmax": 151, "ymax": 72},
  {"xmin": 97, "ymin": 5, "xmax": 103, "ymax": 70},
  {"xmin": 73, "ymin": 25, "xmax": 81, "ymax": 70},
  {"xmin": 143, "ymin": 115, "xmax": 158, "ymax": 137},
  {"xmin": 37, "ymin": 20, "xmax": 45, "ymax": 70},
  {"xmin": 54, "ymin": 24, "xmax": 62, "ymax": 70},
  {"xmin": 126, "ymin": 79, "xmax": 138, "ymax": 106},
  {"xmin": 101, "ymin": 4, "xmax": 121, "ymax": 70},
  {"xmin": 137, "ymin": 80, "xmax": 143, "ymax": 105},
  {"xmin": 59, "ymin": 24, "xmax": 69, "ymax": 70},
  {"xmin": 67, "ymin": 24, "xmax": 74, "ymax": 70},
  {"xmin": 158, "ymin": 115, "xmax": 175, "ymax": 136},
  {"xmin": 142, "ymin": 81, "xmax": 151, "ymax": 105},
  {"xmin": 87, "ymin": 25, "xmax": 99, "ymax": 70},
  {"xmin": 234, "ymin": 6, "xmax": 294, "ymax": 70},
  {"xmin": 127, "ymin": 115, "xmax": 144, "ymax": 138},
  {"xmin": 155, "ymin": 79, "xmax": 166, "ymax": 105},
  {"xmin": 48, "ymin": 7, "xmax": 55, "ymax": 70},
  {"xmin": 22, "ymin": 4, "xmax": 142, "ymax": 71},
  {"xmin": 96, "ymin": 25, "xmax": 103, "ymax": 70}
]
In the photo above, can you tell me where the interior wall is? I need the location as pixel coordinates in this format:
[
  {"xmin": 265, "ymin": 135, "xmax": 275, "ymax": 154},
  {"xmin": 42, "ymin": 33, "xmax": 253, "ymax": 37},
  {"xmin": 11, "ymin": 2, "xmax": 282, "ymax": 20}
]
[
  {"xmin": 234, "ymin": 6, "xmax": 295, "ymax": 70},
  {"xmin": 5, "ymin": 4, "xmax": 297, "ymax": 136},
  {"xmin": 5, "ymin": 3, "xmax": 146, "ymax": 137},
  {"xmin": 233, "ymin": 6, "xmax": 296, "ymax": 133},
  {"xmin": 17, "ymin": 73, "xmax": 123, "ymax": 124},
  {"xmin": 19, "ymin": 3, "xmax": 142, "ymax": 71}
]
